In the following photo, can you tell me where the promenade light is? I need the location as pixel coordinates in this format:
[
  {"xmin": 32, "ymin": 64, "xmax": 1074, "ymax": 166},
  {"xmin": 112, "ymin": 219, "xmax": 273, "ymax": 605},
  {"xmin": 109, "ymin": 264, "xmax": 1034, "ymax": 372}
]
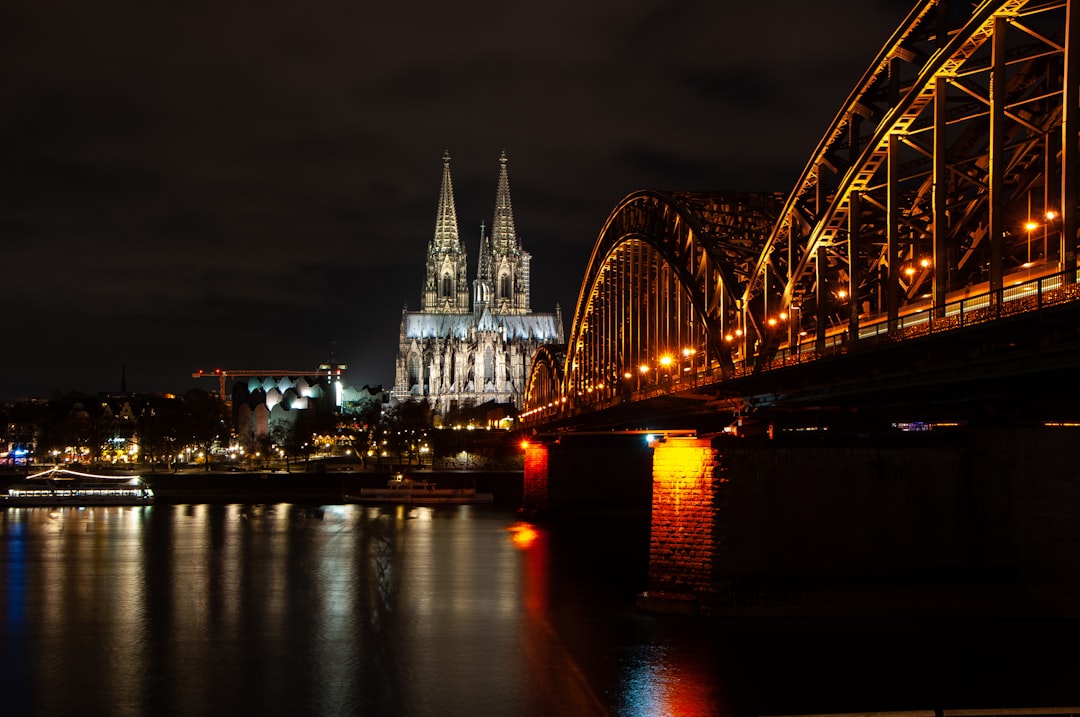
[
  {"xmin": 624, "ymin": 371, "xmax": 632, "ymax": 379},
  {"xmin": 659, "ymin": 355, "xmax": 673, "ymax": 367},
  {"xmin": 837, "ymin": 290, "xmax": 848, "ymax": 300},
  {"xmin": 767, "ymin": 317, "xmax": 778, "ymax": 327},
  {"xmin": 1024, "ymin": 220, "xmax": 1039, "ymax": 232},
  {"xmin": 639, "ymin": 364, "xmax": 650, "ymax": 374}
]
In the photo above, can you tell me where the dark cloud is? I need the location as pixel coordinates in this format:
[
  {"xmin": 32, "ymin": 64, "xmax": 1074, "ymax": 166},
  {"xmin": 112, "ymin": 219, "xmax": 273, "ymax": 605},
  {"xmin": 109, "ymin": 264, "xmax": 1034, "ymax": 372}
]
[{"xmin": 1, "ymin": 0, "xmax": 913, "ymax": 399}]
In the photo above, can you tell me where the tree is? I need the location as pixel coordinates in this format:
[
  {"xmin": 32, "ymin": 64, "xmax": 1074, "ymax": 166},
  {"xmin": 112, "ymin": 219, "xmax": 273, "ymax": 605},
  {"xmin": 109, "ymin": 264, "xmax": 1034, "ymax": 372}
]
[{"xmin": 180, "ymin": 389, "xmax": 229, "ymax": 471}]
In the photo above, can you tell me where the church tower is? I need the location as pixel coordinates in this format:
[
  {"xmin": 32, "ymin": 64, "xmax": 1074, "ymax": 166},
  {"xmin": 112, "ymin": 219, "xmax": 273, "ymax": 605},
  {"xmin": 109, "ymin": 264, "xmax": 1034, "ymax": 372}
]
[
  {"xmin": 489, "ymin": 151, "xmax": 531, "ymax": 314},
  {"xmin": 422, "ymin": 152, "xmax": 469, "ymax": 313}
]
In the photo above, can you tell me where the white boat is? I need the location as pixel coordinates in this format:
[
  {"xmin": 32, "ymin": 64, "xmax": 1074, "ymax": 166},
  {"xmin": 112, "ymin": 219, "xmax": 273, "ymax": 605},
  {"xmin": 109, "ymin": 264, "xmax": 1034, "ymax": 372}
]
[
  {"xmin": 346, "ymin": 474, "xmax": 493, "ymax": 505},
  {"xmin": 3, "ymin": 467, "xmax": 155, "ymax": 506}
]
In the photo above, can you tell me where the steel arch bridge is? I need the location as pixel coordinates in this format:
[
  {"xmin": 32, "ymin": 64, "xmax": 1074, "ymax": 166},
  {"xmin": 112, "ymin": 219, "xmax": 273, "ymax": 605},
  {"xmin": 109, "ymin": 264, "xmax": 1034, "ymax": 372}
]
[{"xmin": 524, "ymin": 0, "xmax": 1080, "ymax": 422}]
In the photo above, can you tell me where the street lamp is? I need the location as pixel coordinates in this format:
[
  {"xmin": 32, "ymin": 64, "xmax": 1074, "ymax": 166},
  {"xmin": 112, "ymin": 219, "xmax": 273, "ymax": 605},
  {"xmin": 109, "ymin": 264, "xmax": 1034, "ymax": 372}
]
[{"xmin": 1024, "ymin": 219, "xmax": 1039, "ymax": 266}]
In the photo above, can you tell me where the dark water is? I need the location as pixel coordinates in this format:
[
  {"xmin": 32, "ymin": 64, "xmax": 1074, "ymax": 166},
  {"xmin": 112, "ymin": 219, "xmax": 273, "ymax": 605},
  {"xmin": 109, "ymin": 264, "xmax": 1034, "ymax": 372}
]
[{"xmin": 2, "ymin": 503, "xmax": 1080, "ymax": 717}]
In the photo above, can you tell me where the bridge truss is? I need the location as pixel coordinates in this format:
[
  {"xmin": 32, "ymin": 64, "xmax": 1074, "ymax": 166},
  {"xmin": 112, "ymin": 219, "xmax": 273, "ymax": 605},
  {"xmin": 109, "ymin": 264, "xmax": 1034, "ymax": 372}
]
[{"xmin": 525, "ymin": 0, "xmax": 1080, "ymax": 420}]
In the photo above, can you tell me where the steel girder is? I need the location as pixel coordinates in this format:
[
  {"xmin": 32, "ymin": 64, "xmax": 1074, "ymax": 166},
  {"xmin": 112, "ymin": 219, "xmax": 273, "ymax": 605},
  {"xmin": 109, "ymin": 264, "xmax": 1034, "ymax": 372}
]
[
  {"xmin": 748, "ymin": 0, "xmax": 1075, "ymax": 364},
  {"xmin": 559, "ymin": 191, "xmax": 781, "ymax": 409}
]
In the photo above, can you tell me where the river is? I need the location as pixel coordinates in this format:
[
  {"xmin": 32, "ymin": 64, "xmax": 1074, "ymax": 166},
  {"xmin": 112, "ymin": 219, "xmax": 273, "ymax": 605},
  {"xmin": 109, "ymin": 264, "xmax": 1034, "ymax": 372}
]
[{"xmin": 1, "ymin": 502, "xmax": 1079, "ymax": 716}]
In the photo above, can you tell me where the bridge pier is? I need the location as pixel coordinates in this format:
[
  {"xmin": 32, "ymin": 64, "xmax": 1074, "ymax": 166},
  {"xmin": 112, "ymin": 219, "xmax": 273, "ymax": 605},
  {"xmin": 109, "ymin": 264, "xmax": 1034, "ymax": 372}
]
[
  {"xmin": 521, "ymin": 441, "xmax": 551, "ymax": 513},
  {"xmin": 638, "ymin": 436, "xmax": 722, "ymax": 615}
]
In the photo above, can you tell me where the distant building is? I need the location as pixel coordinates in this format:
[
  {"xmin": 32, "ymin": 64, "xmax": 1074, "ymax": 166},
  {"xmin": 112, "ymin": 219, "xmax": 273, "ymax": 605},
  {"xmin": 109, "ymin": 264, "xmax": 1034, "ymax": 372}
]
[{"xmin": 392, "ymin": 152, "xmax": 564, "ymax": 416}]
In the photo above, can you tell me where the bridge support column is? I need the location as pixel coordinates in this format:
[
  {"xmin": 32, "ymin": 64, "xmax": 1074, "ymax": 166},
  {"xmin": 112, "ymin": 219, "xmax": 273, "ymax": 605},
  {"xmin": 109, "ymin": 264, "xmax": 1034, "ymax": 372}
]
[
  {"xmin": 521, "ymin": 441, "xmax": 551, "ymax": 513},
  {"xmin": 638, "ymin": 436, "xmax": 721, "ymax": 615}
]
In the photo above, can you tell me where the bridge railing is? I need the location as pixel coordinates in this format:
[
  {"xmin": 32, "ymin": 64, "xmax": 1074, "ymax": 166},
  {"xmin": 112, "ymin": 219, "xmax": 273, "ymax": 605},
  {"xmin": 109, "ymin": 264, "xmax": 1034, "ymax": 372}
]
[{"xmin": 767, "ymin": 266, "xmax": 1080, "ymax": 370}]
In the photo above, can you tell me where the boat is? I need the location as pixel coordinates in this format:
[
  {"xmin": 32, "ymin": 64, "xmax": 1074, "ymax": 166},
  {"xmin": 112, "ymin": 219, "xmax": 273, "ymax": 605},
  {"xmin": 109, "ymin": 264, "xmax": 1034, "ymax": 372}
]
[
  {"xmin": 345, "ymin": 473, "xmax": 493, "ymax": 505},
  {"xmin": 2, "ymin": 467, "xmax": 155, "ymax": 506}
]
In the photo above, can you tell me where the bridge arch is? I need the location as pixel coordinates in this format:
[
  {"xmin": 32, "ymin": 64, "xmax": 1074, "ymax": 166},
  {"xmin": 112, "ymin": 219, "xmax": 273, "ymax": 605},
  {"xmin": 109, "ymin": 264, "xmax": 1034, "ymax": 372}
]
[
  {"xmin": 744, "ymin": 0, "xmax": 1076, "ymax": 363},
  {"xmin": 522, "ymin": 344, "xmax": 566, "ymax": 421},
  {"xmin": 560, "ymin": 191, "xmax": 781, "ymax": 410},
  {"xmin": 522, "ymin": 0, "xmax": 1079, "ymax": 422}
]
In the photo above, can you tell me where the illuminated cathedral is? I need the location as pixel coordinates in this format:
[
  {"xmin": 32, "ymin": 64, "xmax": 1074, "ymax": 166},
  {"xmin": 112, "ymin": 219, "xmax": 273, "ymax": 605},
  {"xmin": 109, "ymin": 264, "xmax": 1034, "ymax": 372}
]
[{"xmin": 391, "ymin": 152, "xmax": 564, "ymax": 416}]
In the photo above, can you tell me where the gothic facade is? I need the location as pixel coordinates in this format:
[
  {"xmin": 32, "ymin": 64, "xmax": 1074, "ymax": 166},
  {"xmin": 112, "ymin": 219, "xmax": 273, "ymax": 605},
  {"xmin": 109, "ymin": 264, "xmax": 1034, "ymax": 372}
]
[{"xmin": 392, "ymin": 152, "xmax": 564, "ymax": 416}]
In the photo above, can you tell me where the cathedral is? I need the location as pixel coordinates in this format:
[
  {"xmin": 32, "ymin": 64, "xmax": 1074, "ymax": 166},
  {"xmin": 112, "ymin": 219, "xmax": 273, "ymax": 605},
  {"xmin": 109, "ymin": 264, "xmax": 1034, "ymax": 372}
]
[{"xmin": 391, "ymin": 152, "xmax": 564, "ymax": 417}]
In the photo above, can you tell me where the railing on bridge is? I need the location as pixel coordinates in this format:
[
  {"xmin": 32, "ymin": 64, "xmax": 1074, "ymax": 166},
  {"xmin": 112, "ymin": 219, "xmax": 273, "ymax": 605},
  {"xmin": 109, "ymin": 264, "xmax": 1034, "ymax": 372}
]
[{"xmin": 767, "ymin": 265, "xmax": 1080, "ymax": 369}]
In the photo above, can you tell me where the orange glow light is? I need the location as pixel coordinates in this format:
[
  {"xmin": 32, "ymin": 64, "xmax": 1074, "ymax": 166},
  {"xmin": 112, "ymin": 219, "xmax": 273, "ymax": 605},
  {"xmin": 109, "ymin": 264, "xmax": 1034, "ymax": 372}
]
[{"xmin": 508, "ymin": 522, "xmax": 539, "ymax": 550}]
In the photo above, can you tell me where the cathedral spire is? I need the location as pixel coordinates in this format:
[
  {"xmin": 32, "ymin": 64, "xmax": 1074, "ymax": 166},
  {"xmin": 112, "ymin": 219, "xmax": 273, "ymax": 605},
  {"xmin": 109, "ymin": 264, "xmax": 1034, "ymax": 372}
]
[
  {"xmin": 491, "ymin": 150, "xmax": 518, "ymax": 255},
  {"xmin": 488, "ymin": 151, "xmax": 531, "ymax": 313},
  {"xmin": 474, "ymin": 221, "xmax": 493, "ymax": 314},
  {"xmin": 432, "ymin": 150, "xmax": 461, "ymax": 254},
  {"xmin": 422, "ymin": 151, "xmax": 469, "ymax": 313}
]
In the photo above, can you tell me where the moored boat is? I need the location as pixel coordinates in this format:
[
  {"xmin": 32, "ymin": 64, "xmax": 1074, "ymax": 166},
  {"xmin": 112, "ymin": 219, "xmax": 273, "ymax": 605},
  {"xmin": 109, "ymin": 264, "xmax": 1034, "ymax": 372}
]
[
  {"xmin": 3, "ymin": 467, "xmax": 155, "ymax": 506},
  {"xmin": 345, "ymin": 473, "xmax": 493, "ymax": 505}
]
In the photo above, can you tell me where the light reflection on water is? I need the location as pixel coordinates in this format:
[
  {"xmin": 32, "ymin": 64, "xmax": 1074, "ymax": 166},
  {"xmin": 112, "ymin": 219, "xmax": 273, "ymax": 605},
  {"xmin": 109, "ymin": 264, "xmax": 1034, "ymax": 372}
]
[
  {"xmin": 3, "ymin": 504, "xmax": 1080, "ymax": 717},
  {"xmin": 0, "ymin": 504, "xmax": 614, "ymax": 717}
]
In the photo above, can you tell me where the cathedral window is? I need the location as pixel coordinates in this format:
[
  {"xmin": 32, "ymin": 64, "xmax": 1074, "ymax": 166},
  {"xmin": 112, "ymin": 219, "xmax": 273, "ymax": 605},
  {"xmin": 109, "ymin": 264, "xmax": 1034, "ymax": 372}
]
[
  {"xmin": 499, "ymin": 274, "xmax": 512, "ymax": 299},
  {"xmin": 442, "ymin": 273, "xmax": 453, "ymax": 297}
]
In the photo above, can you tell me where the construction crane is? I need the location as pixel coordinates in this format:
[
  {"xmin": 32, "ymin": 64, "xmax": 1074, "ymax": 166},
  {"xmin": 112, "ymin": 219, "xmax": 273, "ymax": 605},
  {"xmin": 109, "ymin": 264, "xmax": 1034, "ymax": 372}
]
[{"xmin": 192, "ymin": 364, "xmax": 347, "ymax": 403}]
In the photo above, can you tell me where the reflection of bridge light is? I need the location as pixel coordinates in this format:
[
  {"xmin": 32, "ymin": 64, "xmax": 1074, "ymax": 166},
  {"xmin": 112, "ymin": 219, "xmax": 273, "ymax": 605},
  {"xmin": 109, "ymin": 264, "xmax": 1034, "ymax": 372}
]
[{"xmin": 507, "ymin": 521, "xmax": 539, "ymax": 550}]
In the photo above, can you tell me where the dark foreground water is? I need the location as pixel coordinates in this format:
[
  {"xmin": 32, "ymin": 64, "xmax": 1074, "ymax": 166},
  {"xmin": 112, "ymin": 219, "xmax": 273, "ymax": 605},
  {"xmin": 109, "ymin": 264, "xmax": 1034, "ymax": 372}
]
[{"xmin": 2, "ymin": 503, "xmax": 1080, "ymax": 717}]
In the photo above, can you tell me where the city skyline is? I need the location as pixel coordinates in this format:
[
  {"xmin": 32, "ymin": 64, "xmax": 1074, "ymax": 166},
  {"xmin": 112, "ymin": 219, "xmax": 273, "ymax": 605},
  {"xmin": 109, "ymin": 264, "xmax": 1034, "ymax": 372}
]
[{"xmin": 1, "ymin": 0, "xmax": 912, "ymax": 399}]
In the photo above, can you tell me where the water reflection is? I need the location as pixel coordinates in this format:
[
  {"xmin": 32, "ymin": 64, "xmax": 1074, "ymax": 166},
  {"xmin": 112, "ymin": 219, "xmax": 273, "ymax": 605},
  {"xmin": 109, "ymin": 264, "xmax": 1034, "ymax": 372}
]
[
  {"xmin": 0, "ymin": 504, "xmax": 615, "ymax": 717},
  {"xmin": 3, "ymin": 504, "xmax": 1080, "ymax": 716}
]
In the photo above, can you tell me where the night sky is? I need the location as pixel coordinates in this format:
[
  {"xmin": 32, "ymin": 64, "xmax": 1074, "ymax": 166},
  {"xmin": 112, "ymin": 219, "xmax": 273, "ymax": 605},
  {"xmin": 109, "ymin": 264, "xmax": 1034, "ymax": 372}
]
[{"xmin": 2, "ymin": 0, "xmax": 913, "ymax": 400}]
